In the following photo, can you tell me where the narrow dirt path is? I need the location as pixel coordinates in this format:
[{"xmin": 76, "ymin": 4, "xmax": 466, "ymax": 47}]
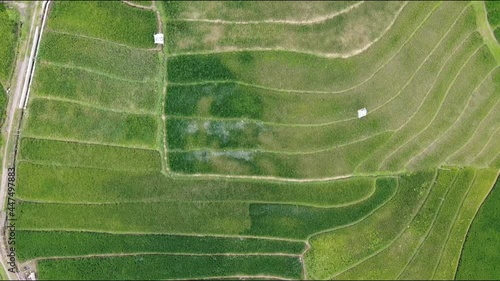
[{"xmin": 122, "ymin": 0, "xmax": 154, "ymax": 11}]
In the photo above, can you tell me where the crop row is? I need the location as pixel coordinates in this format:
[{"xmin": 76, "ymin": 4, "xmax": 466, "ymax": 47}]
[{"xmin": 37, "ymin": 254, "xmax": 302, "ymax": 280}]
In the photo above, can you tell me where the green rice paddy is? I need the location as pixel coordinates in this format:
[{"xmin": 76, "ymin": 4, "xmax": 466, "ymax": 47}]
[{"xmin": 13, "ymin": 1, "xmax": 500, "ymax": 280}]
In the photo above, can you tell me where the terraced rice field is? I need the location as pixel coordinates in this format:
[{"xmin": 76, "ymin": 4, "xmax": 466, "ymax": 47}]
[{"xmin": 15, "ymin": 1, "xmax": 500, "ymax": 280}]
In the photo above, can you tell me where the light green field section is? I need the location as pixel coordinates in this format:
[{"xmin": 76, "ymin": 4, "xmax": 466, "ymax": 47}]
[
  {"xmin": 38, "ymin": 32, "xmax": 159, "ymax": 81},
  {"xmin": 23, "ymin": 99, "xmax": 158, "ymax": 148},
  {"xmin": 18, "ymin": 138, "xmax": 162, "ymax": 171},
  {"xmin": 47, "ymin": 1, "xmax": 157, "ymax": 48},
  {"xmin": 164, "ymin": 1, "xmax": 357, "ymax": 22},
  {"xmin": 16, "ymin": 162, "xmax": 375, "ymax": 206},
  {"xmin": 164, "ymin": 1, "xmax": 500, "ymax": 178},
  {"xmin": 166, "ymin": 2, "xmax": 404, "ymax": 56},
  {"xmin": 31, "ymin": 63, "xmax": 159, "ymax": 113}
]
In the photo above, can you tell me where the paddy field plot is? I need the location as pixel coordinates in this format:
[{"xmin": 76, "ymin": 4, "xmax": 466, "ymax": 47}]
[{"xmin": 14, "ymin": 1, "xmax": 500, "ymax": 280}]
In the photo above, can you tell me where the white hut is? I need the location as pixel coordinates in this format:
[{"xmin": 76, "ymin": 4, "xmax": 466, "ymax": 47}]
[
  {"xmin": 154, "ymin": 33, "xmax": 164, "ymax": 45},
  {"xmin": 358, "ymin": 108, "xmax": 367, "ymax": 118}
]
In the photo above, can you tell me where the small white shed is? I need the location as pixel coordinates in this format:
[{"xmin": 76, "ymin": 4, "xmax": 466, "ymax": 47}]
[
  {"xmin": 358, "ymin": 108, "xmax": 367, "ymax": 118},
  {"xmin": 154, "ymin": 33, "xmax": 164, "ymax": 45}
]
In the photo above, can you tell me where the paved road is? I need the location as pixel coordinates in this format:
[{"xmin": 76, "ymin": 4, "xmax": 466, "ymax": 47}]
[{"xmin": 0, "ymin": 1, "xmax": 49, "ymax": 279}]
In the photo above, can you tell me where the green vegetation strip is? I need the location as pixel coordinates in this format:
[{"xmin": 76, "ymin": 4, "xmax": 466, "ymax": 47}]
[
  {"xmin": 162, "ymin": 1, "xmax": 357, "ymax": 22},
  {"xmin": 17, "ymin": 201, "xmax": 251, "ymax": 235},
  {"xmin": 16, "ymin": 162, "xmax": 375, "ymax": 206},
  {"xmin": 17, "ymin": 231, "xmax": 304, "ymax": 262},
  {"xmin": 24, "ymin": 99, "xmax": 158, "ymax": 148},
  {"xmin": 37, "ymin": 255, "xmax": 302, "ymax": 280},
  {"xmin": 18, "ymin": 138, "xmax": 162, "ymax": 172},
  {"xmin": 47, "ymin": 1, "xmax": 156, "ymax": 48},
  {"xmin": 32, "ymin": 63, "xmax": 159, "ymax": 113}
]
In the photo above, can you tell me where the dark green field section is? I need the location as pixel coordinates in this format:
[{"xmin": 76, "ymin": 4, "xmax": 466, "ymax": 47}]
[
  {"xmin": 17, "ymin": 231, "xmax": 305, "ymax": 261},
  {"xmin": 456, "ymin": 176, "xmax": 500, "ymax": 280},
  {"xmin": 47, "ymin": 1, "xmax": 157, "ymax": 48},
  {"xmin": 37, "ymin": 255, "xmax": 302, "ymax": 280},
  {"xmin": 485, "ymin": 1, "xmax": 500, "ymax": 41}
]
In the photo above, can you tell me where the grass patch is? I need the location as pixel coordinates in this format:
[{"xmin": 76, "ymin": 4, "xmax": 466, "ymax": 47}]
[
  {"xmin": 37, "ymin": 254, "xmax": 302, "ymax": 280},
  {"xmin": 47, "ymin": 1, "xmax": 157, "ymax": 48},
  {"xmin": 485, "ymin": 1, "xmax": 500, "ymax": 29},
  {"xmin": 167, "ymin": 83, "xmax": 263, "ymax": 119}
]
